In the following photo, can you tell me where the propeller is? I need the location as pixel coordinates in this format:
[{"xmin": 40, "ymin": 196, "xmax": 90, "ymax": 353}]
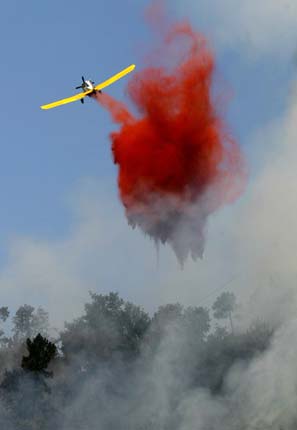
[{"xmin": 75, "ymin": 76, "xmax": 86, "ymax": 90}]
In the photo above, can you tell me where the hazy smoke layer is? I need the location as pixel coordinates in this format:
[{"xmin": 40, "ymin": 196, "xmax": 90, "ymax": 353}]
[{"xmin": 97, "ymin": 21, "xmax": 246, "ymax": 264}]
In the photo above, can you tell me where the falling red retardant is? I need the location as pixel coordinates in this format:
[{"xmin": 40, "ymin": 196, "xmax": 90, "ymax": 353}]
[{"xmin": 96, "ymin": 22, "xmax": 247, "ymax": 265}]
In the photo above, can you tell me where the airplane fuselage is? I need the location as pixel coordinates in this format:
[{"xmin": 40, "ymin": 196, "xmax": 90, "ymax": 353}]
[
  {"xmin": 82, "ymin": 80, "xmax": 95, "ymax": 93},
  {"xmin": 40, "ymin": 64, "xmax": 135, "ymax": 110}
]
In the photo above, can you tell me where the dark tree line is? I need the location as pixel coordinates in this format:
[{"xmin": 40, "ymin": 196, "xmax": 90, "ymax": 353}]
[{"xmin": 0, "ymin": 292, "xmax": 274, "ymax": 430}]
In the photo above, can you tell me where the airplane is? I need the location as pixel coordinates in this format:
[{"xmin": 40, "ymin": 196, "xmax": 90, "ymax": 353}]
[
  {"xmin": 40, "ymin": 64, "xmax": 135, "ymax": 110},
  {"xmin": 75, "ymin": 76, "xmax": 98, "ymax": 104}
]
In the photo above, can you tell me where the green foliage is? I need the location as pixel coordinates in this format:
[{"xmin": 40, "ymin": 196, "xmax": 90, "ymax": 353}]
[
  {"xmin": 61, "ymin": 292, "xmax": 151, "ymax": 366},
  {"xmin": 212, "ymin": 292, "xmax": 237, "ymax": 320},
  {"xmin": 212, "ymin": 291, "xmax": 237, "ymax": 333},
  {"xmin": 196, "ymin": 320, "xmax": 274, "ymax": 394},
  {"xmin": 148, "ymin": 303, "xmax": 211, "ymax": 353},
  {"xmin": 0, "ymin": 307, "xmax": 9, "ymax": 322},
  {"xmin": 0, "ymin": 306, "xmax": 10, "ymax": 348},
  {"xmin": 0, "ymin": 291, "xmax": 277, "ymax": 429},
  {"xmin": 0, "ymin": 334, "xmax": 58, "ymax": 430},
  {"xmin": 21, "ymin": 334, "xmax": 57, "ymax": 375},
  {"xmin": 183, "ymin": 306, "xmax": 211, "ymax": 339},
  {"xmin": 32, "ymin": 307, "xmax": 50, "ymax": 337},
  {"xmin": 12, "ymin": 305, "xmax": 35, "ymax": 340},
  {"xmin": 12, "ymin": 305, "xmax": 49, "ymax": 341}
]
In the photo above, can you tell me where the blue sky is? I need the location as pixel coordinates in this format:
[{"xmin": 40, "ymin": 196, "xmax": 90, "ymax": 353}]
[
  {"xmin": 0, "ymin": 0, "xmax": 297, "ymax": 324},
  {"xmin": 0, "ymin": 0, "xmax": 147, "ymax": 244}
]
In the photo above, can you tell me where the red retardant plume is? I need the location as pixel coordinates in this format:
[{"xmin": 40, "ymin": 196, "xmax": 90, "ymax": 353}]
[{"xmin": 96, "ymin": 22, "xmax": 247, "ymax": 265}]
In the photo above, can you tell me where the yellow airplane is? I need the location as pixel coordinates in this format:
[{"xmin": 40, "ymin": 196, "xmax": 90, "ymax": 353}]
[{"xmin": 40, "ymin": 64, "xmax": 135, "ymax": 110}]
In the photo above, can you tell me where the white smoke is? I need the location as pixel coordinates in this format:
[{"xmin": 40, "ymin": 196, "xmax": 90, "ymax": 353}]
[{"xmin": 174, "ymin": 0, "xmax": 297, "ymax": 58}]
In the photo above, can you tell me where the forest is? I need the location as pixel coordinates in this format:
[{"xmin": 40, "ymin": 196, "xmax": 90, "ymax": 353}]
[{"xmin": 0, "ymin": 291, "xmax": 275, "ymax": 430}]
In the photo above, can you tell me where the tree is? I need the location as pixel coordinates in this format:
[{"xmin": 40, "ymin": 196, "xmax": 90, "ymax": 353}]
[
  {"xmin": 146, "ymin": 303, "xmax": 183, "ymax": 350},
  {"xmin": 146, "ymin": 304, "xmax": 211, "ymax": 378},
  {"xmin": 0, "ymin": 307, "xmax": 9, "ymax": 347},
  {"xmin": 61, "ymin": 292, "xmax": 150, "ymax": 368},
  {"xmin": 212, "ymin": 292, "xmax": 237, "ymax": 333},
  {"xmin": 32, "ymin": 307, "xmax": 49, "ymax": 337},
  {"xmin": 183, "ymin": 306, "xmax": 211, "ymax": 341},
  {"xmin": 0, "ymin": 334, "xmax": 58, "ymax": 429},
  {"xmin": 0, "ymin": 307, "xmax": 9, "ymax": 322},
  {"xmin": 22, "ymin": 334, "xmax": 57, "ymax": 376},
  {"xmin": 197, "ymin": 320, "xmax": 274, "ymax": 395},
  {"xmin": 12, "ymin": 305, "xmax": 35, "ymax": 340},
  {"xmin": 12, "ymin": 305, "xmax": 49, "ymax": 341},
  {"xmin": 151, "ymin": 303, "xmax": 183, "ymax": 333},
  {"xmin": 119, "ymin": 301, "xmax": 151, "ymax": 354}
]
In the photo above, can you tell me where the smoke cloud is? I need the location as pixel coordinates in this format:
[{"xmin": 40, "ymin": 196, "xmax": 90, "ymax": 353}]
[{"xmin": 97, "ymin": 21, "xmax": 246, "ymax": 264}]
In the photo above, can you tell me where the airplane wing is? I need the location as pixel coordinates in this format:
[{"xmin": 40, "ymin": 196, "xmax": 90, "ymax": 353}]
[
  {"xmin": 40, "ymin": 90, "xmax": 92, "ymax": 110},
  {"xmin": 94, "ymin": 64, "xmax": 135, "ymax": 91},
  {"xmin": 40, "ymin": 64, "xmax": 135, "ymax": 110}
]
